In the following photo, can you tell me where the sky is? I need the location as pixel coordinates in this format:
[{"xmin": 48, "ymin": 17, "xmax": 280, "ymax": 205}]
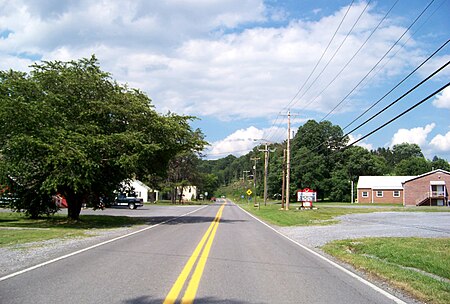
[{"xmin": 1, "ymin": 0, "xmax": 450, "ymax": 160}]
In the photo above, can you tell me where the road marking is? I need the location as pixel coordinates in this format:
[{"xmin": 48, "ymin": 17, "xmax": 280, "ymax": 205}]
[
  {"xmin": 0, "ymin": 205, "xmax": 209, "ymax": 282},
  {"xmin": 181, "ymin": 205, "xmax": 224, "ymax": 304},
  {"xmin": 235, "ymin": 202, "xmax": 407, "ymax": 304},
  {"xmin": 163, "ymin": 203, "xmax": 225, "ymax": 304}
]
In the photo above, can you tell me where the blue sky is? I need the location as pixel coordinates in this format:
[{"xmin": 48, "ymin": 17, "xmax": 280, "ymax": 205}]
[{"xmin": 1, "ymin": 0, "xmax": 449, "ymax": 160}]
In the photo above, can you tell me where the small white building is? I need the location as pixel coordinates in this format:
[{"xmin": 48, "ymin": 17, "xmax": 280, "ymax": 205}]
[
  {"xmin": 179, "ymin": 185, "xmax": 197, "ymax": 201},
  {"xmin": 124, "ymin": 179, "xmax": 160, "ymax": 203}
]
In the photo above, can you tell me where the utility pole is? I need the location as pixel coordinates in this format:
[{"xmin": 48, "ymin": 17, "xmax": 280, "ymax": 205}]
[
  {"xmin": 285, "ymin": 111, "xmax": 291, "ymax": 211},
  {"xmin": 243, "ymin": 170, "xmax": 250, "ymax": 203},
  {"xmin": 281, "ymin": 148, "xmax": 286, "ymax": 209},
  {"xmin": 243, "ymin": 170, "xmax": 250, "ymax": 184},
  {"xmin": 258, "ymin": 143, "xmax": 275, "ymax": 206},
  {"xmin": 250, "ymin": 157, "xmax": 260, "ymax": 209},
  {"xmin": 351, "ymin": 180, "xmax": 354, "ymax": 204}
]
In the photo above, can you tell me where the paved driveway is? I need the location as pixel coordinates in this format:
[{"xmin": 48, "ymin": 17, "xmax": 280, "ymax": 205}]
[{"xmin": 278, "ymin": 212, "xmax": 450, "ymax": 248}]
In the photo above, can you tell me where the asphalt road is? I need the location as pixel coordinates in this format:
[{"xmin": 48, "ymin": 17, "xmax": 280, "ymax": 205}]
[{"xmin": 0, "ymin": 200, "xmax": 409, "ymax": 304}]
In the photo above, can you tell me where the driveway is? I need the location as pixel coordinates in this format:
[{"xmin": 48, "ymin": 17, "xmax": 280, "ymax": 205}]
[{"xmin": 278, "ymin": 211, "xmax": 450, "ymax": 248}]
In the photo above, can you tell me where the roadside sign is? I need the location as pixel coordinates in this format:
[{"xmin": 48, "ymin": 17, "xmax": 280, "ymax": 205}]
[
  {"xmin": 297, "ymin": 188, "xmax": 317, "ymax": 202},
  {"xmin": 246, "ymin": 189, "xmax": 252, "ymax": 196}
]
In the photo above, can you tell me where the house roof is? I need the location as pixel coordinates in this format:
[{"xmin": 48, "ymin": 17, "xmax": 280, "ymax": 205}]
[
  {"xmin": 402, "ymin": 169, "xmax": 450, "ymax": 184},
  {"xmin": 132, "ymin": 179, "xmax": 151, "ymax": 190},
  {"xmin": 357, "ymin": 176, "xmax": 416, "ymax": 190}
]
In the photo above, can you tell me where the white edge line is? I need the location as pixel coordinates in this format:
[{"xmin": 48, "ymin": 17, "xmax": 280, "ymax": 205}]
[
  {"xmin": 235, "ymin": 202, "xmax": 407, "ymax": 304},
  {"xmin": 0, "ymin": 205, "xmax": 209, "ymax": 282}
]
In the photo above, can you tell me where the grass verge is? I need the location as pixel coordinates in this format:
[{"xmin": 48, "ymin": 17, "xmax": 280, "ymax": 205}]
[
  {"xmin": 238, "ymin": 202, "xmax": 399, "ymax": 226},
  {"xmin": 322, "ymin": 237, "xmax": 450, "ymax": 304},
  {"xmin": 0, "ymin": 212, "xmax": 145, "ymax": 248},
  {"xmin": 237, "ymin": 201, "xmax": 450, "ymax": 226}
]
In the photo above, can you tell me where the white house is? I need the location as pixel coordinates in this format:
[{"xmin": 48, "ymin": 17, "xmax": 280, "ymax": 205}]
[
  {"xmin": 123, "ymin": 179, "xmax": 160, "ymax": 203},
  {"xmin": 179, "ymin": 185, "xmax": 197, "ymax": 201}
]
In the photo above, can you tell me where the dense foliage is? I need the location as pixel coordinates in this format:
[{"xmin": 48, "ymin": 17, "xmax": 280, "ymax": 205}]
[
  {"xmin": 0, "ymin": 56, "xmax": 205, "ymax": 219},
  {"xmin": 200, "ymin": 120, "xmax": 450, "ymax": 202}
]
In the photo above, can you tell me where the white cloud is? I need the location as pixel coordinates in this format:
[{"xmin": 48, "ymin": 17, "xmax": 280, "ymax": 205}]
[
  {"xmin": 432, "ymin": 86, "xmax": 450, "ymax": 110},
  {"xmin": 390, "ymin": 123, "xmax": 435, "ymax": 147},
  {"xmin": 0, "ymin": 0, "xmax": 266, "ymax": 54},
  {"xmin": 348, "ymin": 134, "xmax": 373, "ymax": 150},
  {"xmin": 205, "ymin": 126, "xmax": 285, "ymax": 159},
  {"xmin": 430, "ymin": 131, "xmax": 450, "ymax": 152},
  {"xmin": 0, "ymin": 1, "xmax": 425, "ymax": 121}
]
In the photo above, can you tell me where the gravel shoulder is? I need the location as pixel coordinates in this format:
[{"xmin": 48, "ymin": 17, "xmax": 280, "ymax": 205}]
[
  {"xmin": 0, "ymin": 224, "xmax": 148, "ymax": 277},
  {"xmin": 277, "ymin": 211, "xmax": 450, "ymax": 248}
]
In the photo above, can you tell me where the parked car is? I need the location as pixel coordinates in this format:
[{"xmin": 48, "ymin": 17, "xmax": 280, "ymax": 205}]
[{"xmin": 111, "ymin": 193, "xmax": 144, "ymax": 209}]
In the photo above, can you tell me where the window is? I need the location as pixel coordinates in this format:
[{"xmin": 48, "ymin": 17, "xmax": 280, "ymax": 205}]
[
  {"xmin": 362, "ymin": 191, "xmax": 368, "ymax": 198},
  {"xmin": 376, "ymin": 191, "xmax": 383, "ymax": 197},
  {"xmin": 393, "ymin": 191, "xmax": 400, "ymax": 197}
]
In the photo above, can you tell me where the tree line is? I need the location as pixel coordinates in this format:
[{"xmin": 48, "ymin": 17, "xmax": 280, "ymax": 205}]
[
  {"xmin": 200, "ymin": 120, "xmax": 450, "ymax": 202},
  {"xmin": 0, "ymin": 56, "xmax": 205, "ymax": 219}
]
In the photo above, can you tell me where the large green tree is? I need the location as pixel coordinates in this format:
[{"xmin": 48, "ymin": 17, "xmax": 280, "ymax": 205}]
[
  {"xmin": 0, "ymin": 56, "xmax": 204, "ymax": 219},
  {"xmin": 394, "ymin": 158, "xmax": 430, "ymax": 175},
  {"xmin": 430, "ymin": 156, "xmax": 450, "ymax": 171},
  {"xmin": 392, "ymin": 143, "xmax": 424, "ymax": 165}
]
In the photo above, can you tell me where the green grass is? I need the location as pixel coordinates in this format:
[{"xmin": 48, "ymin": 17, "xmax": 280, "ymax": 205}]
[
  {"xmin": 238, "ymin": 201, "xmax": 450, "ymax": 226},
  {"xmin": 322, "ymin": 237, "xmax": 450, "ymax": 304},
  {"xmin": 238, "ymin": 202, "xmax": 399, "ymax": 226},
  {"xmin": 0, "ymin": 212, "xmax": 145, "ymax": 247}
]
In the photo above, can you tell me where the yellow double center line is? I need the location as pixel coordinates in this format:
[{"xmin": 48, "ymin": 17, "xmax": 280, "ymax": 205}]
[{"xmin": 163, "ymin": 203, "xmax": 226, "ymax": 304}]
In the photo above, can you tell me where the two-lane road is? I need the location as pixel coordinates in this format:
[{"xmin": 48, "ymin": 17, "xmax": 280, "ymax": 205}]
[{"xmin": 0, "ymin": 200, "xmax": 408, "ymax": 303}]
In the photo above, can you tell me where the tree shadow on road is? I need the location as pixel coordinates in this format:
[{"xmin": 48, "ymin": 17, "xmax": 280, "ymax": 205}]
[
  {"xmin": 137, "ymin": 216, "xmax": 247, "ymax": 226},
  {"xmin": 123, "ymin": 295, "xmax": 259, "ymax": 304}
]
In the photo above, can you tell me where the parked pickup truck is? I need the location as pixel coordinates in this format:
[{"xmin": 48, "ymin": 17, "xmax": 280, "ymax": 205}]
[{"xmin": 112, "ymin": 193, "xmax": 144, "ymax": 209}]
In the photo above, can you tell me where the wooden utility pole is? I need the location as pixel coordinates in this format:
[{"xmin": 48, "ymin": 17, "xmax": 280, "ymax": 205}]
[
  {"xmin": 259, "ymin": 143, "xmax": 275, "ymax": 206},
  {"xmin": 285, "ymin": 111, "xmax": 291, "ymax": 211},
  {"xmin": 250, "ymin": 157, "xmax": 260, "ymax": 209}
]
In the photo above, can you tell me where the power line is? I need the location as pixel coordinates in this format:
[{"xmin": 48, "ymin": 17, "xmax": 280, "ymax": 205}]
[
  {"xmin": 299, "ymin": 0, "xmax": 400, "ymax": 112},
  {"xmin": 283, "ymin": 0, "xmax": 439, "ymax": 154},
  {"xmin": 345, "ymin": 82, "xmax": 450, "ymax": 149},
  {"xmin": 264, "ymin": 1, "xmax": 357, "ymax": 143},
  {"xmin": 318, "ymin": 0, "xmax": 437, "ymax": 122},
  {"xmin": 290, "ymin": 0, "xmax": 373, "ymax": 110},
  {"xmin": 342, "ymin": 59, "xmax": 449, "ymax": 138},
  {"xmin": 302, "ymin": 55, "xmax": 449, "ymax": 155},
  {"xmin": 270, "ymin": 0, "xmax": 396, "ymax": 151},
  {"xmin": 343, "ymin": 38, "xmax": 450, "ymax": 132},
  {"xmin": 283, "ymin": 0, "xmax": 356, "ymax": 112},
  {"xmin": 340, "ymin": 0, "xmax": 448, "ymax": 124}
]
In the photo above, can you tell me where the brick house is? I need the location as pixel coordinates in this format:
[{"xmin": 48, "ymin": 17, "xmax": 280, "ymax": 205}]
[
  {"xmin": 403, "ymin": 169, "xmax": 450, "ymax": 206},
  {"xmin": 357, "ymin": 176, "xmax": 415, "ymax": 204}
]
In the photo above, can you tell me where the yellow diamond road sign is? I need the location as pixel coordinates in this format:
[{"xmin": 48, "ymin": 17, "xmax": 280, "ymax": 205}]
[{"xmin": 246, "ymin": 189, "xmax": 252, "ymax": 196}]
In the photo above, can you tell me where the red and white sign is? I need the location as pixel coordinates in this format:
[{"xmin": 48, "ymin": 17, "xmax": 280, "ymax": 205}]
[{"xmin": 297, "ymin": 188, "xmax": 317, "ymax": 202}]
